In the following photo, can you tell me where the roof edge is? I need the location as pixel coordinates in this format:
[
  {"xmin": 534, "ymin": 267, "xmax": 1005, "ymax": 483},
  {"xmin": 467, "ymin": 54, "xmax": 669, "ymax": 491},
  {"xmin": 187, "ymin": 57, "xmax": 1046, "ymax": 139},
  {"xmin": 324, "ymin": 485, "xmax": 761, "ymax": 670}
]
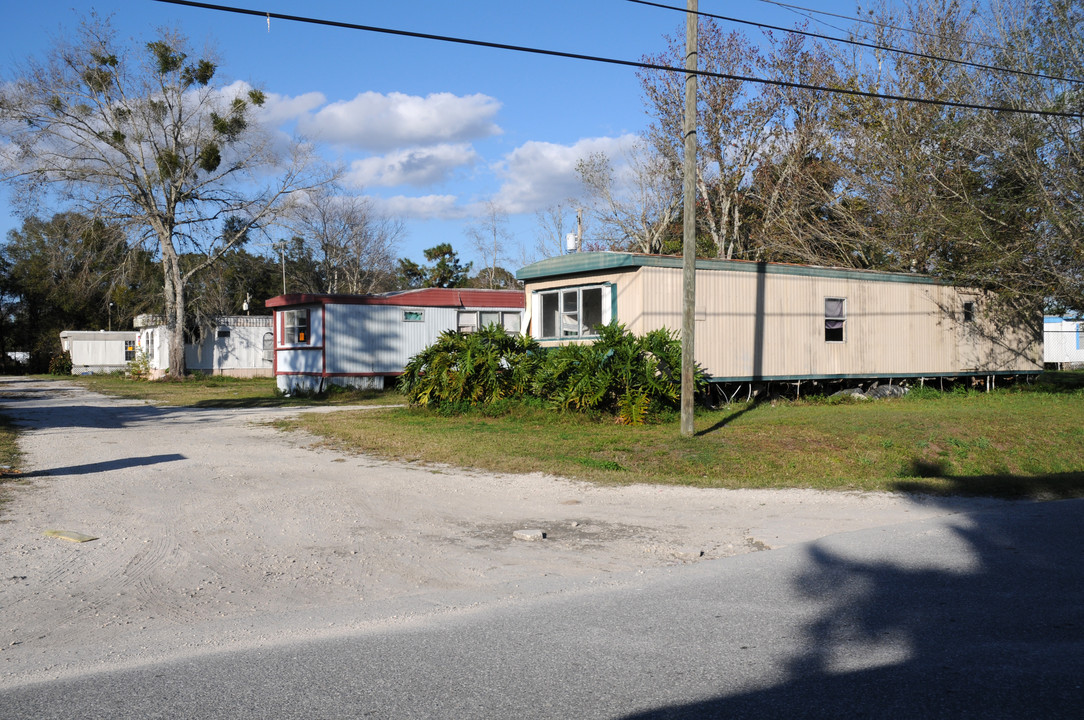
[{"xmin": 516, "ymin": 252, "xmax": 944, "ymax": 286}]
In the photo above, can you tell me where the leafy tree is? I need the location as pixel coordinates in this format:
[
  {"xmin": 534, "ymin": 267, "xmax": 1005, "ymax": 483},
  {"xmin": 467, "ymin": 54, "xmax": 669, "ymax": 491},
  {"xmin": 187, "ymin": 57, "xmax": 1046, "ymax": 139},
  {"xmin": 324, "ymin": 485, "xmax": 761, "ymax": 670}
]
[
  {"xmin": 0, "ymin": 17, "xmax": 329, "ymax": 376},
  {"xmin": 182, "ymin": 222, "xmax": 283, "ymax": 342},
  {"xmin": 0, "ymin": 212, "xmax": 157, "ymax": 371},
  {"xmin": 979, "ymin": 0, "xmax": 1084, "ymax": 312},
  {"xmin": 396, "ymin": 243, "xmax": 472, "ymax": 289},
  {"xmin": 468, "ymin": 266, "xmax": 521, "ymax": 290}
]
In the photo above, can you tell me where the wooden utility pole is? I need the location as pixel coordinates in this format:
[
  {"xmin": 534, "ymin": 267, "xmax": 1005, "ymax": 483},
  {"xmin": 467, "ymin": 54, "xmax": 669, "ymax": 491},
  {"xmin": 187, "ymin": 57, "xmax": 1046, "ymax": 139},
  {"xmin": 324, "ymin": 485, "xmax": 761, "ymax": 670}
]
[{"xmin": 680, "ymin": 0, "xmax": 698, "ymax": 437}]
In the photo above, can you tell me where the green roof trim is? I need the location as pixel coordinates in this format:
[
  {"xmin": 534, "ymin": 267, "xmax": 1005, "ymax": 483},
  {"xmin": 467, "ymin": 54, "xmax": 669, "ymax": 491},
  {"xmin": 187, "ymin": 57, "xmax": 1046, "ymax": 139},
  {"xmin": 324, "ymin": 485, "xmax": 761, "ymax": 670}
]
[
  {"xmin": 516, "ymin": 252, "xmax": 945, "ymax": 286},
  {"xmin": 706, "ymin": 370, "xmax": 1040, "ymax": 383}
]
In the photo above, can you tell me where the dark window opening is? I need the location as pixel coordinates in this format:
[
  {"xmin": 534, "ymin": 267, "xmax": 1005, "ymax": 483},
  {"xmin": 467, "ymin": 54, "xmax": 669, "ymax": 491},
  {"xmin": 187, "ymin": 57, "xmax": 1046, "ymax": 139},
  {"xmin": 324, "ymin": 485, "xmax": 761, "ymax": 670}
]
[{"xmin": 825, "ymin": 297, "xmax": 846, "ymax": 342}]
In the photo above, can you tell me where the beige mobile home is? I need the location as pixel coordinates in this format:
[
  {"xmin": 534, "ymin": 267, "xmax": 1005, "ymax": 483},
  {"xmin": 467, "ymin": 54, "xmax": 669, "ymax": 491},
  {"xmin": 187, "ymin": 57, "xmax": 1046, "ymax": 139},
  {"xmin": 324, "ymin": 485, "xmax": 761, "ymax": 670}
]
[{"xmin": 516, "ymin": 253, "xmax": 1041, "ymax": 384}]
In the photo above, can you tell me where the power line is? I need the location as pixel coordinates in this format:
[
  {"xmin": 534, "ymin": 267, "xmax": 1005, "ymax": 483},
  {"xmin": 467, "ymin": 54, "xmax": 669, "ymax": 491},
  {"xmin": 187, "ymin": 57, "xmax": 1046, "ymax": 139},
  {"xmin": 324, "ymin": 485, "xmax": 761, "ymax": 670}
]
[
  {"xmin": 628, "ymin": 0, "xmax": 1084, "ymax": 85},
  {"xmin": 151, "ymin": 0, "xmax": 1082, "ymax": 119},
  {"xmin": 753, "ymin": 0, "xmax": 1035, "ymax": 61}
]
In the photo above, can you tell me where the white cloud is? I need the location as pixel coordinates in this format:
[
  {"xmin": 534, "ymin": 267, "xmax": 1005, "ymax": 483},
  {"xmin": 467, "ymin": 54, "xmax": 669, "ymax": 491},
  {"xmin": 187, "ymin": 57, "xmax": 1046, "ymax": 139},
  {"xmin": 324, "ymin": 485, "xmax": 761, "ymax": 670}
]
[
  {"xmin": 205, "ymin": 81, "xmax": 325, "ymax": 131},
  {"xmin": 373, "ymin": 194, "xmax": 464, "ymax": 221},
  {"xmin": 346, "ymin": 144, "xmax": 479, "ymax": 188},
  {"xmin": 491, "ymin": 134, "xmax": 639, "ymax": 213},
  {"xmin": 258, "ymin": 90, "xmax": 327, "ymax": 128},
  {"xmin": 298, "ymin": 91, "xmax": 502, "ymax": 151}
]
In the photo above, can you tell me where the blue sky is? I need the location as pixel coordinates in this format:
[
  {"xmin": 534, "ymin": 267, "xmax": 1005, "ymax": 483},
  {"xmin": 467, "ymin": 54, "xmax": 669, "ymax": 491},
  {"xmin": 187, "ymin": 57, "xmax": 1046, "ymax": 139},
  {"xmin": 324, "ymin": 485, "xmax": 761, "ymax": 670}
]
[{"xmin": 0, "ymin": 0, "xmax": 856, "ymax": 270}]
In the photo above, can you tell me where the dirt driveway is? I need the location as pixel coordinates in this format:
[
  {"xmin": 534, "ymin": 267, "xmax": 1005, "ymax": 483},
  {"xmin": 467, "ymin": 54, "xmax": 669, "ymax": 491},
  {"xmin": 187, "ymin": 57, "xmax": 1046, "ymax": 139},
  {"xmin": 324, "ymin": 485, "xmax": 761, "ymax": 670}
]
[{"xmin": 0, "ymin": 378, "xmax": 1011, "ymax": 686}]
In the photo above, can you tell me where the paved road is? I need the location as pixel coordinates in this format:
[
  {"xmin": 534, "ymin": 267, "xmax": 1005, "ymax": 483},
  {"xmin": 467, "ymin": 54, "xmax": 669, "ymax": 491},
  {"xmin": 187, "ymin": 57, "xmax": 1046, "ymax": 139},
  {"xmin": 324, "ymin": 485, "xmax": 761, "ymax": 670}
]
[{"xmin": 4, "ymin": 497, "xmax": 1081, "ymax": 719}]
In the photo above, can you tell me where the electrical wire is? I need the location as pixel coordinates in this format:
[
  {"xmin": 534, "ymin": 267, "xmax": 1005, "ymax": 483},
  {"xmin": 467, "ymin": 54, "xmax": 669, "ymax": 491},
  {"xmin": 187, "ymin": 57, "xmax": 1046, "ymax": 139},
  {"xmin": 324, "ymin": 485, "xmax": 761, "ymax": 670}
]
[
  {"xmin": 150, "ymin": 0, "xmax": 1082, "ymax": 119},
  {"xmin": 628, "ymin": 0, "xmax": 1084, "ymax": 85},
  {"xmin": 752, "ymin": 0, "xmax": 1038, "ymax": 61}
]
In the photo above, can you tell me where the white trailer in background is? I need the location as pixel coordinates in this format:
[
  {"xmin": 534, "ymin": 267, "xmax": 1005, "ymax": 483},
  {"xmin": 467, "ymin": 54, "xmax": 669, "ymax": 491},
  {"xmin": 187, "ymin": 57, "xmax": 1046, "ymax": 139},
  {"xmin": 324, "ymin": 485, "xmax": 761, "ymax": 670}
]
[
  {"xmin": 133, "ymin": 315, "xmax": 274, "ymax": 378},
  {"xmin": 1043, "ymin": 316, "xmax": 1084, "ymax": 368},
  {"xmin": 59, "ymin": 331, "xmax": 138, "ymax": 374}
]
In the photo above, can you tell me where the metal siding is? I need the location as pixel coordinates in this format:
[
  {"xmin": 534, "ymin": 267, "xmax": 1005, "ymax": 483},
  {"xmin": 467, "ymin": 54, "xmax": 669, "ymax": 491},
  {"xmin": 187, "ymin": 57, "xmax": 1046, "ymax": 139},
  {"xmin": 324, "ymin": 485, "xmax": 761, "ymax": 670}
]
[
  {"xmin": 276, "ymin": 348, "xmax": 323, "ymax": 374},
  {"xmin": 325, "ymin": 304, "xmax": 460, "ymax": 374},
  {"xmin": 523, "ymin": 264, "xmax": 1041, "ymax": 379}
]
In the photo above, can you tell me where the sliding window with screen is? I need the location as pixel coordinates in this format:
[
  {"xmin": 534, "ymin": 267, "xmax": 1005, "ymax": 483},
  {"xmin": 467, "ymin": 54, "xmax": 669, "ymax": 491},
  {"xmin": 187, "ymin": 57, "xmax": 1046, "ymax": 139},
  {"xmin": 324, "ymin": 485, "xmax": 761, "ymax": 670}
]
[{"xmin": 534, "ymin": 285, "xmax": 610, "ymax": 339}]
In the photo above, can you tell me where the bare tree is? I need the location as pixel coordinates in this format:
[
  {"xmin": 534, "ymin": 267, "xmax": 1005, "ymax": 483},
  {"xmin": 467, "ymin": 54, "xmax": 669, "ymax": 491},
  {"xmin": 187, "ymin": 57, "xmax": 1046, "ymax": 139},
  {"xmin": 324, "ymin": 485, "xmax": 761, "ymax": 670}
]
[
  {"xmin": 576, "ymin": 142, "xmax": 682, "ymax": 254},
  {"xmin": 464, "ymin": 200, "xmax": 514, "ymax": 289},
  {"xmin": 285, "ymin": 185, "xmax": 401, "ymax": 295},
  {"xmin": 640, "ymin": 19, "xmax": 788, "ymax": 259},
  {"xmin": 0, "ymin": 18, "xmax": 330, "ymax": 376},
  {"xmin": 532, "ymin": 200, "xmax": 588, "ymax": 261}
]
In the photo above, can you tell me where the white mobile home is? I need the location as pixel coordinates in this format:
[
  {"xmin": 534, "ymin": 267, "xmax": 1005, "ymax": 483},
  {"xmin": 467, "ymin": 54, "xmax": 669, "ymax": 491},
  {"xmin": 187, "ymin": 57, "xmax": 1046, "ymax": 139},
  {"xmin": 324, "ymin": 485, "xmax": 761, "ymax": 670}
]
[
  {"xmin": 267, "ymin": 288, "xmax": 525, "ymax": 393},
  {"xmin": 516, "ymin": 253, "xmax": 1042, "ymax": 385},
  {"xmin": 134, "ymin": 315, "xmax": 274, "ymax": 378},
  {"xmin": 1043, "ymin": 316, "xmax": 1084, "ymax": 368},
  {"xmin": 59, "ymin": 330, "xmax": 138, "ymax": 374}
]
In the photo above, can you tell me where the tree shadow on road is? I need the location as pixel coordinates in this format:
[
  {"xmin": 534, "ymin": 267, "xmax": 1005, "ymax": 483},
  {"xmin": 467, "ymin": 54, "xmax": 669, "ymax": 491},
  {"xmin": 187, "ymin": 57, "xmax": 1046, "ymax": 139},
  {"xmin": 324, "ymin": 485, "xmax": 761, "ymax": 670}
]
[{"xmin": 621, "ymin": 497, "xmax": 1084, "ymax": 719}]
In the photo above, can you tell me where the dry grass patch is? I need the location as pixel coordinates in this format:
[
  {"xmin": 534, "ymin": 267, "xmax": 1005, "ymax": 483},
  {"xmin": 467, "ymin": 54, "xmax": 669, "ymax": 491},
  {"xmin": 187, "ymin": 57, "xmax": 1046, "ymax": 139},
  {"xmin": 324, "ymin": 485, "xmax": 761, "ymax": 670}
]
[{"xmin": 61, "ymin": 374, "xmax": 401, "ymax": 408}]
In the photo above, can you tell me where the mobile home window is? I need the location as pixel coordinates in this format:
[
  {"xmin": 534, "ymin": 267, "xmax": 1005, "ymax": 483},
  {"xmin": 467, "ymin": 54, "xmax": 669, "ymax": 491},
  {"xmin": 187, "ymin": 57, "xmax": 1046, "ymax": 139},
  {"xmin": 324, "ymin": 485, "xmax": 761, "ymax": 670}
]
[
  {"xmin": 537, "ymin": 285, "xmax": 607, "ymax": 339},
  {"xmin": 457, "ymin": 311, "xmax": 477, "ymax": 333},
  {"xmin": 962, "ymin": 301, "xmax": 975, "ymax": 323},
  {"xmin": 124, "ymin": 341, "xmax": 136, "ymax": 361},
  {"xmin": 825, "ymin": 298, "xmax": 846, "ymax": 342},
  {"xmin": 403, "ymin": 310, "xmax": 424, "ymax": 322},
  {"xmin": 284, "ymin": 309, "xmax": 310, "ymax": 344},
  {"xmin": 457, "ymin": 310, "xmax": 522, "ymax": 334}
]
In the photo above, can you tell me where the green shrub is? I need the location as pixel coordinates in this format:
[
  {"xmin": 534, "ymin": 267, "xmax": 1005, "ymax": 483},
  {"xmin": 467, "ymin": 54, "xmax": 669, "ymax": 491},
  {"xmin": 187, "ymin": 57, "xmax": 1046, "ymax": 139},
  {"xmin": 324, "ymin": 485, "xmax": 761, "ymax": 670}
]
[
  {"xmin": 400, "ymin": 324, "xmax": 543, "ymax": 408},
  {"xmin": 401, "ymin": 322, "xmax": 705, "ymax": 425},
  {"xmin": 127, "ymin": 352, "xmax": 151, "ymax": 380},
  {"xmin": 48, "ymin": 352, "xmax": 73, "ymax": 376},
  {"xmin": 532, "ymin": 322, "xmax": 706, "ymax": 425}
]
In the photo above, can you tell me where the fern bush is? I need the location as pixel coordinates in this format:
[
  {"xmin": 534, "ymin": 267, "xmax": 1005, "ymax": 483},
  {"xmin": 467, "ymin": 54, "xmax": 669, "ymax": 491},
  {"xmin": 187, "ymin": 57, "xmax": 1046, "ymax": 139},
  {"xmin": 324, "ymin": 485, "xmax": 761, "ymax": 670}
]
[
  {"xmin": 533, "ymin": 322, "xmax": 706, "ymax": 425},
  {"xmin": 400, "ymin": 324, "xmax": 543, "ymax": 408},
  {"xmin": 401, "ymin": 321, "xmax": 705, "ymax": 425}
]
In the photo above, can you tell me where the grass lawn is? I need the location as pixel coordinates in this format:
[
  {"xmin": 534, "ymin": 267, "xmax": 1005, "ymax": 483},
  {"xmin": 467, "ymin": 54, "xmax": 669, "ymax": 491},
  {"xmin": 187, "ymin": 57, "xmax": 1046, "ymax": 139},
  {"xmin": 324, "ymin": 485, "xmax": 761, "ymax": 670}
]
[
  {"xmin": 11, "ymin": 372, "xmax": 1084, "ymax": 499},
  {"xmin": 284, "ymin": 384, "xmax": 1084, "ymax": 500}
]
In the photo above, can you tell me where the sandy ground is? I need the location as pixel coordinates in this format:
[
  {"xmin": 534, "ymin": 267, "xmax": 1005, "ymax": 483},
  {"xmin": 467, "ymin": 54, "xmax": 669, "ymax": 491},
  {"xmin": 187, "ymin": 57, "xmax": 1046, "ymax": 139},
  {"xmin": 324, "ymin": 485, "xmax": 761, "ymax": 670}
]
[{"xmin": 0, "ymin": 378, "xmax": 1013, "ymax": 687}]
